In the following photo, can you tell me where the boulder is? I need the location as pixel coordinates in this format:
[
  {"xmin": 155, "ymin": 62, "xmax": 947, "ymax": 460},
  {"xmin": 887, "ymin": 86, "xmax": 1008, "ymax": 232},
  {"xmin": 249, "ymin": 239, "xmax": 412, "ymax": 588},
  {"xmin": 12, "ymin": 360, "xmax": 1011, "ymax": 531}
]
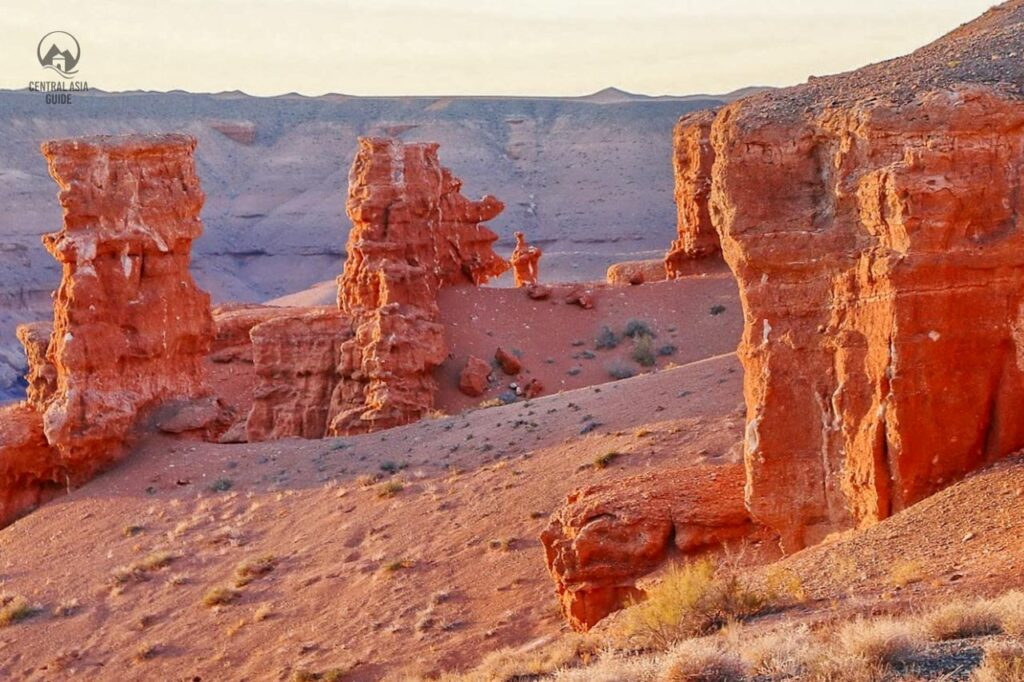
[
  {"xmin": 606, "ymin": 259, "xmax": 667, "ymax": 286},
  {"xmin": 494, "ymin": 347, "xmax": 522, "ymax": 376},
  {"xmin": 541, "ymin": 463, "xmax": 762, "ymax": 631},
  {"xmin": 458, "ymin": 356, "xmax": 492, "ymax": 397}
]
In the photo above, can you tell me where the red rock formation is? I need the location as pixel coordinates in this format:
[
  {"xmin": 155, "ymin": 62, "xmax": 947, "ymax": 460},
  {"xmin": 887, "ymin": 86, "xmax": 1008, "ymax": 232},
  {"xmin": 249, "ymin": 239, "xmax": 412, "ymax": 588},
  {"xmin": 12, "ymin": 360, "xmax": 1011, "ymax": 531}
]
[
  {"xmin": 247, "ymin": 308, "xmax": 351, "ymax": 441},
  {"xmin": 510, "ymin": 231, "xmax": 542, "ymax": 287},
  {"xmin": 564, "ymin": 287, "xmax": 595, "ymax": 310},
  {"xmin": 330, "ymin": 138, "xmax": 509, "ymax": 434},
  {"xmin": 16, "ymin": 322, "xmax": 55, "ymax": 410},
  {"xmin": 458, "ymin": 356, "xmax": 491, "ymax": 397},
  {"xmin": 37, "ymin": 134, "xmax": 214, "ymax": 477},
  {"xmin": 494, "ymin": 347, "xmax": 522, "ymax": 376},
  {"xmin": 523, "ymin": 378, "xmax": 544, "ymax": 399},
  {"xmin": 707, "ymin": 3, "xmax": 1024, "ymax": 550},
  {"xmin": 666, "ymin": 110, "xmax": 720, "ymax": 278},
  {"xmin": 606, "ymin": 259, "xmax": 667, "ymax": 286},
  {"xmin": 525, "ymin": 284, "xmax": 552, "ymax": 300},
  {"xmin": 210, "ymin": 121, "xmax": 257, "ymax": 145},
  {"xmin": 0, "ymin": 404, "xmax": 64, "ymax": 526},
  {"xmin": 541, "ymin": 463, "xmax": 762, "ymax": 631}
]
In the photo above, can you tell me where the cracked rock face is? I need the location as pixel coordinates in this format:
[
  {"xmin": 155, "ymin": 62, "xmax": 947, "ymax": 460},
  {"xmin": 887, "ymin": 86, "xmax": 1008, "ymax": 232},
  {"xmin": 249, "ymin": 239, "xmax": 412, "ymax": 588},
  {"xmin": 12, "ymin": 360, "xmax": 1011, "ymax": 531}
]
[
  {"xmin": 708, "ymin": 8, "xmax": 1024, "ymax": 550},
  {"xmin": 38, "ymin": 134, "xmax": 214, "ymax": 474}
]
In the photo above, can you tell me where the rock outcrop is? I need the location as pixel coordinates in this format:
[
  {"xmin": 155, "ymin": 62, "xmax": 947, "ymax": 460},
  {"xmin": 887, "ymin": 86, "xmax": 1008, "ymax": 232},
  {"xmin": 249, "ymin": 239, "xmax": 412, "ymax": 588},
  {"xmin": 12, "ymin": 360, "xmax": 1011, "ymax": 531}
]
[
  {"xmin": 458, "ymin": 356, "xmax": 492, "ymax": 397},
  {"xmin": 666, "ymin": 110, "xmax": 720, "ymax": 278},
  {"xmin": 510, "ymin": 231, "xmax": 542, "ymax": 287},
  {"xmin": 0, "ymin": 134, "xmax": 214, "ymax": 527},
  {"xmin": 706, "ymin": 2, "xmax": 1024, "ymax": 550},
  {"xmin": 0, "ymin": 404, "xmax": 63, "ymax": 526},
  {"xmin": 330, "ymin": 138, "xmax": 510, "ymax": 434},
  {"xmin": 606, "ymin": 259, "xmax": 668, "ymax": 286},
  {"xmin": 35, "ymin": 134, "xmax": 214, "ymax": 474},
  {"xmin": 541, "ymin": 463, "xmax": 761, "ymax": 631},
  {"xmin": 247, "ymin": 308, "xmax": 351, "ymax": 441}
]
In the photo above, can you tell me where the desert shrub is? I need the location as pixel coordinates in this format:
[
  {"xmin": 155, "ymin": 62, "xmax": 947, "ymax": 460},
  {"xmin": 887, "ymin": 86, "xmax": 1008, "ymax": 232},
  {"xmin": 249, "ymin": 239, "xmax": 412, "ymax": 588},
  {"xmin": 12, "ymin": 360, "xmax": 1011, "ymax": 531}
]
[
  {"xmin": 709, "ymin": 305, "xmax": 726, "ymax": 316},
  {"xmin": 973, "ymin": 641, "xmax": 1024, "ymax": 682},
  {"xmin": 382, "ymin": 559, "xmax": 415, "ymax": 573},
  {"xmin": 921, "ymin": 600, "xmax": 1002, "ymax": 641},
  {"xmin": 988, "ymin": 590, "xmax": 1024, "ymax": 637},
  {"xmin": 607, "ymin": 362, "xmax": 636, "ymax": 380},
  {"xmin": 887, "ymin": 559, "xmax": 923, "ymax": 588},
  {"xmin": 595, "ymin": 326, "xmax": 620, "ymax": 350},
  {"xmin": 209, "ymin": 478, "xmax": 233, "ymax": 492},
  {"xmin": 0, "ymin": 596, "xmax": 37, "ymax": 626},
  {"xmin": 836, "ymin": 618, "xmax": 922, "ymax": 668},
  {"xmin": 234, "ymin": 555, "xmax": 276, "ymax": 587},
  {"xmin": 593, "ymin": 451, "xmax": 620, "ymax": 469},
  {"xmin": 435, "ymin": 634, "xmax": 598, "ymax": 681},
  {"xmin": 763, "ymin": 566, "xmax": 807, "ymax": 603},
  {"xmin": 658, "ymin": 345, "xmax": 678, "ymax": 357},
  {"xmin": 478, "ymin": 398, "xmax": 504, "ymax": 409},
  {"xmin": 202, "ymin": 586, "xmax": 240, "ymax": 608},
  {"xmin": 631, "ymin": 335, "xmax": 657, "ymax": 368},
  {"xmin": 377, "ymin": 481, "xmax": 404, "ymax": 498},
  {"xmin": 615, "ymin": 558, "xmax": 770, "ymax": 650},
  {"xmin": 738, "ymin": 624, "xmax": 812, "ymax": 678},
  {"xmin": 623, "ymin": 319, "xmax": 656, "ymax": 339},
  {"xmin": 660, "ymin": 638, "xmax": 745, "ymax": 682}
]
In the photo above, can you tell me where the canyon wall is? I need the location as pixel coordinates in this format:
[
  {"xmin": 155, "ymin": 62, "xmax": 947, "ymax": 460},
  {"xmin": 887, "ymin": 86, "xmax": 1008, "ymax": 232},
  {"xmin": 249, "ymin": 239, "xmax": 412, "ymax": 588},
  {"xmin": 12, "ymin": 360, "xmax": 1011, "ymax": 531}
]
[
  {"xmin": 665, "ymin": 110, "xmax": 720, "ymax": 278},
  {"xmin": 713, "ymin": 87, "xmax": 1024, "ymax": 550}
]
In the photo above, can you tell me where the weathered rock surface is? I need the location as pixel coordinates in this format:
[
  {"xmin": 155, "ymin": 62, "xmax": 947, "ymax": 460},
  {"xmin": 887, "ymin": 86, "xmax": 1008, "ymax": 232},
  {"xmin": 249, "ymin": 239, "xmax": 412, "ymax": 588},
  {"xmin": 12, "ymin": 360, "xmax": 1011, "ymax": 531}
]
[
  {"xmin": 246, "ymin": 308, "xmax": 351, "ymax": 442},
  {"xmin": 0, "ymin": 404, "xmax": 63, "ymax": 526},
  {"xmin": 494, "ymin": 347, "xmax": 522, "ymax": 376},
  {"xmin": 606, "ymin": 259, "xmax": 667, "ymax": 286},
  {"xmin": 458, "ymin": 356, "xmax": 492, "ymax": 397},
  {"xmin": 330, "ymin": 138, "xmax": 509, "ymax": 434},
  {"xmin": 510, "ymin": 231, "xmax": 542, "ymax": 287},
  {"xmin": 707, "ymin": 2, "xmax": 1024, "ymax": 550},
  {"xmin": 34, "ymin": 134, "xmax": 215, "ymax": 475},
  {"xmin": 541, "ymin": 463, "xmax": 760, "ymax": 631},
  {"xmin": 16, "ymin": 322, "xmax": 55, "ymax": 410},
  {"xmin": 666, "ymin": 110, "xmax": 720, "ymax": 279}
]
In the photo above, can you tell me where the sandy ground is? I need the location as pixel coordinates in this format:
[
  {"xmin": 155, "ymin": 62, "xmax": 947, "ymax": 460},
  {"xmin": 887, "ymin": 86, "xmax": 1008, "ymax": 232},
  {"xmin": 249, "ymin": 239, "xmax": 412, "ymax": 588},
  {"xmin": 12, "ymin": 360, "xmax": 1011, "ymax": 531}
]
[{"xmin": 0, "ymin": 353, "xmax": 746, "ymax": 681}]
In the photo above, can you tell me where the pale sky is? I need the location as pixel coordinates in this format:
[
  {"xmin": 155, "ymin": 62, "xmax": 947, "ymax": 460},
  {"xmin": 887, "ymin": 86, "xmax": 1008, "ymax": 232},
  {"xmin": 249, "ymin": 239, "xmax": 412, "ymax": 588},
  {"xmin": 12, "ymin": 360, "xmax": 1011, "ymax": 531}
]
[{"xmin": 0, "ymin": 0, "xmax": 998, "ymax": 97}]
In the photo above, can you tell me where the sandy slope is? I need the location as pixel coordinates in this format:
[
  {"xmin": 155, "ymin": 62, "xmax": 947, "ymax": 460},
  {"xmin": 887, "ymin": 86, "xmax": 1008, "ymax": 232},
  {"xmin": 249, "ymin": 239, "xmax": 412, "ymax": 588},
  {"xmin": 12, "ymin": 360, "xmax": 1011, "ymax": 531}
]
[{"xmin": 0, "ymin": 353, "xmax": 746, "ymax": 681}]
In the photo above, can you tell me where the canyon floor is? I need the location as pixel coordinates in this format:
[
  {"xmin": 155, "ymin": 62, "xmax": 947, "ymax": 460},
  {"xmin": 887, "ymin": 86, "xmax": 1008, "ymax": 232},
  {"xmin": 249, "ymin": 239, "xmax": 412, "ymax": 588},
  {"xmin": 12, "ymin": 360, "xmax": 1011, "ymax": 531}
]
[{"xmin": 2, "ymin": 271, "xmax": 1022, "ymax": 681}]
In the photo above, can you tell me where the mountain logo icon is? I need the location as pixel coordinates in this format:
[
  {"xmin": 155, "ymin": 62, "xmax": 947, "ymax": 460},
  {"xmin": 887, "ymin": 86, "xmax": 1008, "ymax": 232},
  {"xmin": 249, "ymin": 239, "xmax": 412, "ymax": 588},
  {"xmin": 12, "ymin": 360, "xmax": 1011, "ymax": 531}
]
[{"xmin": 37, "ymin": 31, "xmax": 80, "ymax": 78}]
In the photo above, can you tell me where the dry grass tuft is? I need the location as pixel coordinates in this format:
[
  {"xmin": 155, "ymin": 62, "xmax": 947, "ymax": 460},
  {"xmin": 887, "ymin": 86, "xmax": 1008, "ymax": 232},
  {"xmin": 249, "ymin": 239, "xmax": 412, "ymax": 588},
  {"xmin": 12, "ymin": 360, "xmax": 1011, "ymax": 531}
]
[
  {"xmin": 888, "ymin": 559, "xmax": 924, "ymax": 588},
  {"xmin": 0, "ymin": 595, "xmax": 37, "ymax": 627},
  {"xmin": 973, "ymin": 641, "xmax": 1024, "ymax": 682},
  {"xmin": 615, "ymin": 558, "xmax": 770, "ymax": 650},
  {"xmin": 234, "ymin": 555, "xmax": 276, "ymax": 587},
  {"xmin": 836, "ymin": 618, "xmax": 923, "ymax": 668},
  {"xmin": 202, "ymin": 586, "xmax": 240, "ymax": 608},
  {"xmin": 988, "ymin": 590, "xmax": 1024, "ymax": 637},
  {"xmin": 660, "ymin": 638, "xmax": 745, "ymax": 682},
  {"xmin": 921, "ymin": 600, "xmax": 1002, "ymax": 641}
]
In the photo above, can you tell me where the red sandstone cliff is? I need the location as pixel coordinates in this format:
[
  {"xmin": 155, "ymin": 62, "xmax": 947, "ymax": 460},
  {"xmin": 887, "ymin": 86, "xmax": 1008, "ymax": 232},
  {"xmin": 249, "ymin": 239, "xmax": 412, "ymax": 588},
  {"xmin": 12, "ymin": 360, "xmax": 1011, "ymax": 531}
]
[
  {"xmin": 699, "ymin": 2, "xmax": 1024, "ymax": 550},
  {"xmin": 665, "ymin": 109, "xmax": 720, "ymax": 278}
]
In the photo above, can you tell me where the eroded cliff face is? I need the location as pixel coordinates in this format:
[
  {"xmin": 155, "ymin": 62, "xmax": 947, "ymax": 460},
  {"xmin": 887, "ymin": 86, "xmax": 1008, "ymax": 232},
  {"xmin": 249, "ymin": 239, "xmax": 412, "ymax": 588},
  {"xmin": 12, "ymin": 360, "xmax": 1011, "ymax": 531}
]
[
  {"xmin": 37, "ymin": 135, "xmax": 214, "ymax": 474},
  {"xmin": 713, "ymin": 86, "xmax": 1024, "ymax": 550},
  {"xmin": 247, "ymin": 309, "xmax": 351, "ymax": 441},
  {"xmin": 665, "ymin": 110, "xmax": 720, "ymax": 278},
  {"xmin": 328, "ymin": 138, "xmax": 509, "ymax": 435}
]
